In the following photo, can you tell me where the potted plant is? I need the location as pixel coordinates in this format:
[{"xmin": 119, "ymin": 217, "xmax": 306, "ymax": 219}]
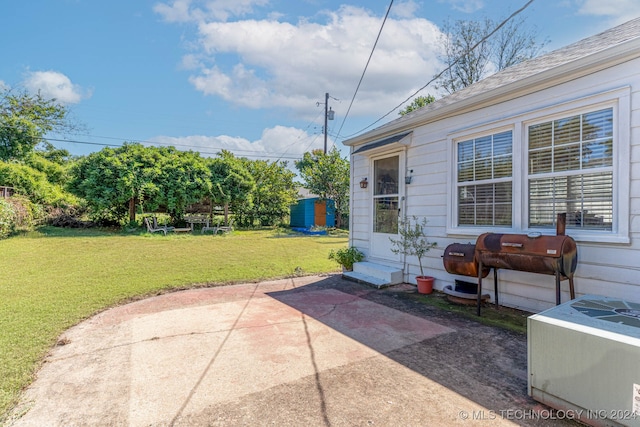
[
  {"xmin": 389, "ymin": 216, "xmax": 437, "ymax": 294},
  {"xmin": 328, "ymin": 247, "xmax": 365, "ymax": 271}
]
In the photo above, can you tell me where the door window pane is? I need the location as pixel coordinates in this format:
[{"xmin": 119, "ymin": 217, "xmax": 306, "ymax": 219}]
[
  {"xmin": 374, "ymin": 156, "xmax": 399, "ymax": 195},
  {"xmin": 374, "ymin": 197, "xmax": 398, "ymax": 234}
]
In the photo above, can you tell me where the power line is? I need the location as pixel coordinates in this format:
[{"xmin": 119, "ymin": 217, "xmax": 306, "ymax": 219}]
[
  {"xmin": 340, "ymin": 0, "xmax": 536, "ymax": 140},
  {"xmin": 0, "ymin": 122, "xmax": 316, "ymax": 161},
  {"xmin": 335, "ymin": 0, "xmax": 394, "ymax": 140},
  {"xmin": 42, "ymin": 137, "xmax": 304, "ymax": 160},
  {"xmin": 273, "ymin": 109, "xmax": 325, "ymax": 163}
]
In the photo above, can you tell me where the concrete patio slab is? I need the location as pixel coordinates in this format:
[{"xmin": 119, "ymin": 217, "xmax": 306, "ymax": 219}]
[{"xmin": 5, "ymin": 275, "xmax": 577, "ymax": 427}]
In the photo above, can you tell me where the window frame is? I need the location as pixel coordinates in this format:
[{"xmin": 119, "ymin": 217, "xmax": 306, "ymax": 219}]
[
  {"xmin": 455, "ymin": 129, "xmax": 515, "ymax": 228},
  {"xmin": 446, "ymin": 86, "xmax": 630, "ymax": 244}
]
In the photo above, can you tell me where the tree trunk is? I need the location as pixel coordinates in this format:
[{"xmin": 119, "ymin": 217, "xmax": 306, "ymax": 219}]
[{"xmin": 128, "ymin": 197, "xmax": 136, "ymax": 222}]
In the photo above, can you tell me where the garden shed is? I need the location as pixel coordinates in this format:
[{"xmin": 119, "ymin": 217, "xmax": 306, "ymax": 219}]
[
  {"xmin": 290, "ymin": 196, "xmax": 335, "ymax": 228},
  {"xmin": 343, "ymin": 17, "xmax": 640, "ymax": 313}
]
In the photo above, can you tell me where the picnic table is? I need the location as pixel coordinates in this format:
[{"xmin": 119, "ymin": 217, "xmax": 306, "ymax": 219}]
[{"xmin": 185, "ymin": 215, "xmax": 217, "ymax": 234}]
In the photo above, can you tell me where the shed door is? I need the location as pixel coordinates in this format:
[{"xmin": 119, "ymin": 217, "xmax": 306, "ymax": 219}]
[
  {"xmin": 370, "ymin": 155, "xmax": 401, "ymax": 260},
  {"xmin": 314, "ymin": 200, "xmax": 326, "ymax": 226}
]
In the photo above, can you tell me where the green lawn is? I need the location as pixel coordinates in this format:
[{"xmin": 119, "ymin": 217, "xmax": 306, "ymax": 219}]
[{"xmin": 0, "ymin": 226, "xmax": 347, "ymax": 418}]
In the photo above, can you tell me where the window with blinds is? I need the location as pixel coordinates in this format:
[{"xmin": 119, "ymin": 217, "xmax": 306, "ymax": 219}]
[
  {"xmin": 528, "ymin": 108, "xmax": 613, "ymax": 230},
  {"xmin": 456, "ymin": 131, "xmax": 513, "ymax": 226}
]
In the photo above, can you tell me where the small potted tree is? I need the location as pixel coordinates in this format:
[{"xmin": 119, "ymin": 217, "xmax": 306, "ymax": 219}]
[
  {"xmin": 328, "ymin": 247, "xmax": 365, "ymax": 271},
  {"xmin": 389, "ymin": 216, "xmax": 437, "ymax": 294}
]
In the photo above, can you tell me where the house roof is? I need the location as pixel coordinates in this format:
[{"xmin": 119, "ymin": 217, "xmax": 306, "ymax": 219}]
[{"xmin": 344, "ymin": 17, "xmax": 640, "ymax": 147}]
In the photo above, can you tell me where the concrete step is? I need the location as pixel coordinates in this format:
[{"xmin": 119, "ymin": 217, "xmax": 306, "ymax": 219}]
[
  {"xmin": 353, "ymin": 261, "xmax": 403, "ymax": 284},
  {"xmin": 342, "ymin": 262, "xmax": 403, "ymax": 288},
  {"xmin": 342, "ymin": 271, "xmax": 392, "ymax": 289}
]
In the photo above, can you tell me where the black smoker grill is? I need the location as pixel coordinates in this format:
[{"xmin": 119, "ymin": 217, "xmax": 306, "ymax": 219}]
[{"xmin": 443, "ymin": 213, "xmax": 578, "ymax": 315}]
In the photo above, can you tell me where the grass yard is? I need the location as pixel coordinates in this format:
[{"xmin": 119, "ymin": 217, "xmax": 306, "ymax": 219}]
[{"xmin": 0, "ymin": 226, "xmax": 348, "ymax": 418}]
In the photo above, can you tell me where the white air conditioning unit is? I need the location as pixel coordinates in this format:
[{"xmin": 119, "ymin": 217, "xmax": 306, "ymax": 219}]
[{"xmin": 528, "ymin": 295, "xmax": 640, "ymax": 427}]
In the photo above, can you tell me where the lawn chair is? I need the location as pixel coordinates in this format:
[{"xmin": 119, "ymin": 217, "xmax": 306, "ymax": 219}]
[
  {"xmin": 216, "ymin": 218, "xmax": 234, "ymax": 234},
  {"xmin": 144, "ymin": 217, "xmax": 169, "ymax": 235},
  {"xmin": 201, "ymin": 223, "xmax": 218, "ymax": 234},
  {"xmin": 152, "ymin": 216, "xmax": 174, "ymax": 232}
]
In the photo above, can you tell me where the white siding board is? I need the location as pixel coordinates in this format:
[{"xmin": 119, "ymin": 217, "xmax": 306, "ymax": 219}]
[
  {"xmin": 575, "ymin": 263, "xmax": 640, "ymax": 285},
  {"xmin": 577, "ymin": 244, "xmax": 640, "ymax": 263}
]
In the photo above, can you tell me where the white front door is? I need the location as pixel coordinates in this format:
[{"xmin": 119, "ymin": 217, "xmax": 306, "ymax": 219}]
[{"xmin": 370, "ymin": 154, "xmax": 402, "ymax": 261}]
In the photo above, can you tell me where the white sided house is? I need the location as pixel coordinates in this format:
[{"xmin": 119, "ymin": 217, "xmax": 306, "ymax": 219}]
[{"xmin": 344, "ymin": 18, "xmax": 640, "ymax": 313}]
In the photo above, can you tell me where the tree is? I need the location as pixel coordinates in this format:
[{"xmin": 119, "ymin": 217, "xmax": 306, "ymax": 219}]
[
  {"xmin": 69, "ymin": 143, "xmax": 211, "ymax": 223},
  {"xmin": 69, "ymin": 143, "xmax": 162, "ymax": 223},
  {"xmin": 234, "ymin": 159, "xmax": 298, "ymax": 227},
  {"xmin": 206, "ymin": 150, "xmax": 255, "ymax": 225},
  {"xmin": 399, "ymin": 94, "xmax": 436, "ymax": 116},
  {"xmin": 155, "ymin": 147, "xmax": 211, "ymax": 221},
  {"xmin": 436, "ymin": 16, "xmax": 547, "ymax": 94},
  {"xmin": 295, "ymin": 148, "xmax": 349, "ymax": 228},
  {"xmin": 0, "ymin": 89, "xmax": 77, "ymax": 161}
]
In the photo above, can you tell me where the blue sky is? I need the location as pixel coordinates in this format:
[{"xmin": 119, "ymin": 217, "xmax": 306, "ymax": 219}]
[{"xmin": 2, "ymin": 0, "xmax": 639, "ymax": 161}]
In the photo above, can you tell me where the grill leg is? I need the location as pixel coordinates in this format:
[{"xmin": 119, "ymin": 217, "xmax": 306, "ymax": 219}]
[
  {"xmin": 477, "ymin": 260, "xmax": 483, "ymax": 316},
  {"xmin": 569, "ymin": 276, "xmax": 575, "ymax": 300},
  {"xmin": 494, "ymin": 268, "xmax": 499, "ymax": 310},
  {"xmin": 555, "ymin": 270, "xmax": 561, "ymax": 305}
]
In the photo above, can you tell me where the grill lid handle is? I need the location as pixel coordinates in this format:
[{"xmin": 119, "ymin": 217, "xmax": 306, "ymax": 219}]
[
  {"xmin": 447, "ymin": 252, "xmax": 466, "ymax": 257},
  {"xmin": 501, "ymin": 242, "xmax": 523, "ymax": 248}
]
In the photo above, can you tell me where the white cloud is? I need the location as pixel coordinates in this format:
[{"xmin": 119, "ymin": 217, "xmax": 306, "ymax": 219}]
[
  {"xmin": 154, "ymin": 0, "xmax": 269, "ymax": 23},
  {"xmin": 178, "ymin": 5, "xmax": 443, "ymax": 117},
  {"xmin": 152, "ymin": 125, "xmax": 324, "ymax": 160},
  {"xmin": 154, "ymin": 0, "xmax": 194, "ymax": 22},
  {"xmin": 392, "ymin": 1, "xmax": 421, "ymax": 18},
  {"xmin": 180, "ymin": 53, "xmax": 203, "ymax": 70},
  {"xmin": 438, "ymin": 0, "xmax": 484, "ymax": 14},
  {"xmin": 22, "ymin": 71, "xmax": 90, "ymax": 104},
  {"xmin": 576, "ymin": 0, "xmax": 640, "ymax": 24}
]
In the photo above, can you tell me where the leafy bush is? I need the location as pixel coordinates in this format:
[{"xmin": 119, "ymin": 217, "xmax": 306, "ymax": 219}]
[
  {"xmin": 25, "ymin": 153, "xmax": 71, "ymax": 186},
  {"xmin": 0, "ymin": 161, "xmax": 78, "ymax": 207},
  {"xmin": 328, "ymin": 246, "xmax": 364, "ymax": 271},
  {"xmin": 10, "ymin": 195, "xmax": 43, "ymax": 228},
  {"xmin": 0, "ymin": 198, "xmax": 16, "ymax": 238},
  {"xmin": 0, "ymin": 195, "xmax": 46, "ymax": 237}
]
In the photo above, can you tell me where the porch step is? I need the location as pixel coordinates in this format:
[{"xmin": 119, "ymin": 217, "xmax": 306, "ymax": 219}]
[
  {"xmin": 342, "ymin": 271, "xmax": 391, "ymax": 288},
  {"xmin": 342, "ymin": 262, "xmax": 403, "ymax": 289}
]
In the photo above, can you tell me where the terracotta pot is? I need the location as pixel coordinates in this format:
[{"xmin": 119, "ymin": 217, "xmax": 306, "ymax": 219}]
[{"xmin": 416, "ymin": 276, "xmax": 434, "ymax": 294}]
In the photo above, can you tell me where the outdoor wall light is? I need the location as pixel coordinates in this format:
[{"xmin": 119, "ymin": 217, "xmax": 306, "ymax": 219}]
[
  {"xmin": 405, "ymin": 169, "xmax": 414, "ymax": 185},
  {"xmin": 359, "ymin": 177, "xmax": 368, "ymax": 189}
]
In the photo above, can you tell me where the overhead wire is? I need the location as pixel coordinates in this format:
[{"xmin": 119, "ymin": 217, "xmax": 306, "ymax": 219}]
[
  {"xmin": 1, "ymin": 113, "xmax": 321, "ymax": 161},
  {"xmin": 43, "ymin": 137, "xmax": 303, "ymax": 160},
  {"xmin": 338, "ymin": 0, "xmax": 536, "ymax": 140},
  {"xmin": 272, "ymin": 109, "xmax": 325, "ymax": 163},
  {"xmin": 335, "ymin": 0, "xmax": 394, "ymax": 141}
]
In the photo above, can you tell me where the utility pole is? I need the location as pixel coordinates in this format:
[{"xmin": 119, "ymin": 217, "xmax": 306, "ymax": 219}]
[
  {"xmin": 317, "ymin": 92, "xmax": 335, "ymax": 154},
  {"xmin": 321, "ymin": 92, "xmax": 335, "ymax": 154},
  {"xmin": 323, "ymin": 92, "xmax": 329, "ymax": 154}
]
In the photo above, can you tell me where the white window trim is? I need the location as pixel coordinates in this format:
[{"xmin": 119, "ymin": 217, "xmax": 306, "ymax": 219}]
[
  {"xmin": 446, "ymin": 86, "xmax": 631, "ymax": 244},
  {"xmin": 450, "ymin": 125, "xmax": 516, "ymax": 231}
]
